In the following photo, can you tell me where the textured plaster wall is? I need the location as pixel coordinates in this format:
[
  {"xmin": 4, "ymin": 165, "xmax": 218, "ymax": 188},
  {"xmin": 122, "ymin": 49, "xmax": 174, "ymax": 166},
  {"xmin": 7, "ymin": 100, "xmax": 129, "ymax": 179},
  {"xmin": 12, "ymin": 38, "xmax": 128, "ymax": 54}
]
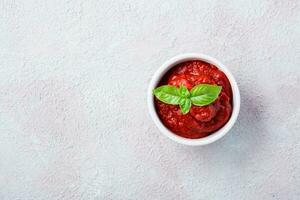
[{"xmin": 0, "ymin": 0, "xmax": 299, "ymax": 199}]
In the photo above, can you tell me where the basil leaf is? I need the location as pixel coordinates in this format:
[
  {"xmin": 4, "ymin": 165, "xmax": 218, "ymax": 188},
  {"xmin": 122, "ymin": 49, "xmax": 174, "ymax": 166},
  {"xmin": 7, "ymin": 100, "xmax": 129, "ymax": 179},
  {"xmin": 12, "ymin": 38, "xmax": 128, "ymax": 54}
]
[
  {"xmin": 153, "ymin": 85, "xmax": 181, "ymax": 105},
  {"xmin": 179, "ymin": 84, "xmax": 190, "ymax": 98},
  {"xmin": 180, "ymin": 98, "xmax": 192, "ymax": 114},
  {"xmin": 190, "ymin": 84, "xmax": 222, "ymax": 106},
  {"xmin": 153, "ymin": 83, "xmax": 222, "ymax": 114}
]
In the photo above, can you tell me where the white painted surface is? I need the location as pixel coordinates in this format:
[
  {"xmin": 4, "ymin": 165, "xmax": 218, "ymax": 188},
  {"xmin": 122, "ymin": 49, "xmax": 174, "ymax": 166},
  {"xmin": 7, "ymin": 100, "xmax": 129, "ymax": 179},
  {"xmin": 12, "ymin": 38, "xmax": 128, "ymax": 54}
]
[{"xmin": 0, "ymin": 0, "xmax": 299, "ymax": 199}]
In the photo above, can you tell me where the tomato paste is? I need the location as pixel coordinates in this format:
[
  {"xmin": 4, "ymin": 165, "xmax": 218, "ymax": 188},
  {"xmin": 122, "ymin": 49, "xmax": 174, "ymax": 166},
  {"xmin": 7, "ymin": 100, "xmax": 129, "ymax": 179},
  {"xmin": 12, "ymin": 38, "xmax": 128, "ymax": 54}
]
[{"xmin": 155, "ymin": 60, "xmax": 233, "ymax": 139}]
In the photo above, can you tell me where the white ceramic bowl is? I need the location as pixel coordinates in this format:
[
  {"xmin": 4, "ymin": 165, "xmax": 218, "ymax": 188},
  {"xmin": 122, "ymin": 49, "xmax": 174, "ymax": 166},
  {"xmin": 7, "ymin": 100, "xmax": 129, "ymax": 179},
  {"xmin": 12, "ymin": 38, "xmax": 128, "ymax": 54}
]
[{"xmin": 147, "ymin": 53, "xmax": 240, "ymax": 146}]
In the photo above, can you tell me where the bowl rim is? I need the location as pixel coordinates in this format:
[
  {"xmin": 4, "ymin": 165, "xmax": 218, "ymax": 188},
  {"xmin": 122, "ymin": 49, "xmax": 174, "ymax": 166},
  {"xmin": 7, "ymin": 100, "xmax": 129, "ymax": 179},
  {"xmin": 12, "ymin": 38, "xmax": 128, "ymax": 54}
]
[{"xmin": 147, "ymin": 53, "xmax": 240, "ymax": 146}]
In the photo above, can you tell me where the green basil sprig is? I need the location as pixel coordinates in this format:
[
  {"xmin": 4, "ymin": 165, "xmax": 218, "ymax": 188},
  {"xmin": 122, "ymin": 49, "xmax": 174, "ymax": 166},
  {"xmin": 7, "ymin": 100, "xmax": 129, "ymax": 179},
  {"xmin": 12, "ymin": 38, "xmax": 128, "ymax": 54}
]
[{"xmin": 153, "ymin": 84, "xmax": 222, "ymax": 114}]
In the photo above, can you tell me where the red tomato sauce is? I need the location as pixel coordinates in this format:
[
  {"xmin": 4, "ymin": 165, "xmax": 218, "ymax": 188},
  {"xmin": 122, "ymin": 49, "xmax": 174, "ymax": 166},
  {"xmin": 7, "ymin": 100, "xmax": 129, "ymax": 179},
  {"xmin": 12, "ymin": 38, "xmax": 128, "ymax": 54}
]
[{"xmin": 155, "ymin": 60, "xmax": 233, "ymax": 139}]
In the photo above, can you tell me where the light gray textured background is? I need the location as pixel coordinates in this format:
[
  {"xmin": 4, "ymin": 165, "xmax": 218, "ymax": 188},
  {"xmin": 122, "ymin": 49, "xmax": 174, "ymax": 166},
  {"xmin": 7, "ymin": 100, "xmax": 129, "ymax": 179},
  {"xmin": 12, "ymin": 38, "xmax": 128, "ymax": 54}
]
[{"xmin": 0, "ymin": 0, "xmax": 299, "ymax": 199}]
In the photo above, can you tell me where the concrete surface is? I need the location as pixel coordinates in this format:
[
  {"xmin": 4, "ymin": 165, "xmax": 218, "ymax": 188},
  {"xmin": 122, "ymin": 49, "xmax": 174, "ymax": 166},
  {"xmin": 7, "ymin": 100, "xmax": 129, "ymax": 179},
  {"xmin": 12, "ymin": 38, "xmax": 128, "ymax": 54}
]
[{"xmin": 0, "ymin": 0, "xmax": 299, "ymax": 199}]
